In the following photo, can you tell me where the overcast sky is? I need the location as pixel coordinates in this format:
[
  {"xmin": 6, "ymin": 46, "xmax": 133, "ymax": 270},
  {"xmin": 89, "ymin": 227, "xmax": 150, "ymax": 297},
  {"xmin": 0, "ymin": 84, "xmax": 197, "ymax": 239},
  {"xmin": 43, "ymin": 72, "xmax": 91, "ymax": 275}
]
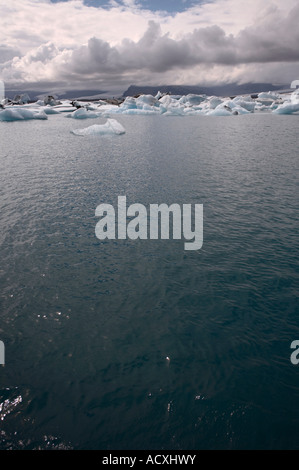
[{"xmin": 0, "ymin": 0, "xmax": 298, "ymax": 94}]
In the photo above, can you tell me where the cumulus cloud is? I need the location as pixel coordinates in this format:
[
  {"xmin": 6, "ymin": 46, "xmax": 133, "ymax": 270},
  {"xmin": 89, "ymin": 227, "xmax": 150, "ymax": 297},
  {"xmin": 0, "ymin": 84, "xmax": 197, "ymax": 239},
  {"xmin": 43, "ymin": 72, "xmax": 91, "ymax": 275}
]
[{"xmin": 0, "ymin": 0, "xmax": 298, "ymax": 93}]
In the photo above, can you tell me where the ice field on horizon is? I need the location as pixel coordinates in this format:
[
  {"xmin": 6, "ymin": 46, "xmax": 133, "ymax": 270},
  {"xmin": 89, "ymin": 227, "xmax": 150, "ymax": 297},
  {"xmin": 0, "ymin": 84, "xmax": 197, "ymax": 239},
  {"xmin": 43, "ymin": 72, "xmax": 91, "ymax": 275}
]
[{"xmin": 0, "ymin": 89, "xmax": 299, "ymax": 125}]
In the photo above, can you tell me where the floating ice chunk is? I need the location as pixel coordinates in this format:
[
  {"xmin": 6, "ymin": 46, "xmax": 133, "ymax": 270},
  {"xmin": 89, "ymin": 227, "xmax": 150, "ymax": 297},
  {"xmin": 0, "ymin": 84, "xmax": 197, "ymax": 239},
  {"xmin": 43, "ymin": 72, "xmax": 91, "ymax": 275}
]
[
  {"xmin": 85, "ymin": 104, "xmax": 98, "ymax": 111},
  {"xmin": 232, "ymin": 96, "xmax": 255, "ymax": 112},
  {"xmin": 258, "ymin": 91, "xmax": 280, "ymax": 101},
  {"xmin": 159, "ymin": 95, "xmax": 180, "ymax": 107},
  {"xmin": 206, "ymin": 107, "xmax": 233, "ymax": 116},
  {"xmin": 121, "ymin": 96, "xmax": 137, "ymax": 110},
  {"xmin": 255, "ymin": 103, "xmax": 272, "ymax": 112},
  {"xmin": 273, "ymin": 102, "xmax": 299, "ymax": 114},
  {"xmin": 0, "ymin": 109, "xmax": 24, "ymax": 121},
  {"xmin": 135, "ymin": 94, "xmax": 159, "ymax": 108},
  {"xmin": 179, "ymin": 94, "xmax": 207, "ymax": 106},
  {"xmin": 71, "ymin": 118, "xmax": 125, "ymax": 136},
  {"xmin": 36, "ymin": 99, "xmax": 46, "ymax": 106},
  {"xmin": 208, "ymin": 96, "xmax": 224, "ymax": 109},
  {"xmin": 272, "ymin": 91, "xmax": 299, "ymax": 114},
  {"xmin": 25, "ymin": 109, "xmax": 48, "ymax": 120},
  {"xmin": 256, "ymin": 98, "xmax": 275, "ymax": 107},
  {"xmin": 0, "ymin": 108, "xmax": 48, "ymax": 121},
  {"xmin": 222, "ymin": 100, "xmax": 251, "ymax": 114},
  {"xmin": 43, "ymin": 95, "xmax": 61, "ymax": 106},
  {"xmin": 121, "ymin": 108, "xmax": 158, "ymax": 115},
  {"xmin": 231, "ymin": 105, "xmax": 250, "ymax": 115},
  {"xmin": 12, "ymin": 93, "xmax": 31, "ymax": 104},
  {"xmin": 163, "ymin": 107, "xmax": 185, "ymax": 116},
  {"xmin": 65, "ymin": 108, "xmax": 99, "ymax": 119},
  {"xmin": 269, "ymin": 102, "xmax": 279, "ymax": 110},
  {"xmin": 290, "ymin": 90, "xmax": 299, "ymax": 101},
  {"xmin": 52, "ymin": 105, "xmax": 78, "ymax": 113},
  {"xmin": 42, "ymin": 106, "xmax": 60, "ymax": 115}
]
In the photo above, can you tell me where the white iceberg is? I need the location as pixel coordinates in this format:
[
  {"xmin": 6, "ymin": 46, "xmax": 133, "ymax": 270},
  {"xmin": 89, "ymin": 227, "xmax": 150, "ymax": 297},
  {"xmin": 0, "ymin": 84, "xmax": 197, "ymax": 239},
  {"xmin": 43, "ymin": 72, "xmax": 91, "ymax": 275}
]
[
  {"xmin": 43, "ymin": 95, "xmax": 61, "ymax": 106},
  {"xmin": 135, "ymin": 94, "xmax": 159, "ymax": 108},
  {"xmin": 208, "ymin": 96, "xmax": 224, "ymax": 109},
  {"xmin": 0, "ymin": 108, "xmax": 48, "ymax": 121},
  {"xmin": 0, "ymin": 109, "xmax": 24, "ymax": 121},
  {"xmin": 42, "ymin": 106, "xmax": 60, "ymax": 115},
  {"xmin": 206, "ymin": 100, "xmax": 250, "ymax": 116},
  {"xmin": 178, "ymin": 94, "xmax": 207, "ymax": 107},
  {"xmin": 273, "ymin": 102, "xmax": 299, "ymax": 114},
  {"xmin": 12, "ymin": 93, "xmax": 31, "ymax": 104},
  {"xmin": 272, "ymin": 90, "xmax": 299, "ymax": 114},
  {"xmin": 258, "ymin": 91, "xmax": 280, "ymax": 101},
  {"xmin": 232, "ymin": 96, "xmax": 256, "ymax": 112},
  {"xmin": 2, "ymin": 90, "xmax": 295, "ymax": 122},
  {"xmin": 65, "ymin": 108, "xmax": 99, "ymax": 119},
  {"xmin": 206, "ymin": 107, "xmax": 233, "ymax": 117},
  {"xmin": 71, "ymin": 118, "xmax": 125, "ymax": 136}
]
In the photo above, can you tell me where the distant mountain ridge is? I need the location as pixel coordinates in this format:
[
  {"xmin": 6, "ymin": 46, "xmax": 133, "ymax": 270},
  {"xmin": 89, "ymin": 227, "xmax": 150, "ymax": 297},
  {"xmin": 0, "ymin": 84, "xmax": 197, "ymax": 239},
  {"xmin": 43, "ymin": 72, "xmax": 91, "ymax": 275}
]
[
  {"xmin": 4, "ymin": 89, "xmax": 108, "ymax": 101},
  {"xmin": 4, "ymin": 82, "xmax": 290, "ymax": 102},
  {"xmin": 123, "ymin": 83, "xmax": 288, "ymax": 98}
]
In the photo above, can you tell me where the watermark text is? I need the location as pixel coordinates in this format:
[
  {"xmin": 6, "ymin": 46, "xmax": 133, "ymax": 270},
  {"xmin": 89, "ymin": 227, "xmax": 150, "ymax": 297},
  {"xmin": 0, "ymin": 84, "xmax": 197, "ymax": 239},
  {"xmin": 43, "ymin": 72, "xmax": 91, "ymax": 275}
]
[
  {"xmin": 291, "ymin": 80, "xmax": 299, "ymax": 89},
  {"xmin": 290, "ymin": 340, "xmax": 299, "ymax": 365},
  {"xmin": 0, "ymin": 341, "xmax": 5, "ymax": 365},
  {"xmin": 95, "ymin": 196, "xmax": 203, "ymax": 251}
]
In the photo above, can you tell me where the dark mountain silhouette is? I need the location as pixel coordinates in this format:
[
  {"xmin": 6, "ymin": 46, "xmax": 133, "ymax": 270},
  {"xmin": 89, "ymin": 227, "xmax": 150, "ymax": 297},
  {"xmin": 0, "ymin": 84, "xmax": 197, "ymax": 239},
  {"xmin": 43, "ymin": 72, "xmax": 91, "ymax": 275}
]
[{"xmin": 123, "ymin": 83, "xmax": 288, "ymax": 98}]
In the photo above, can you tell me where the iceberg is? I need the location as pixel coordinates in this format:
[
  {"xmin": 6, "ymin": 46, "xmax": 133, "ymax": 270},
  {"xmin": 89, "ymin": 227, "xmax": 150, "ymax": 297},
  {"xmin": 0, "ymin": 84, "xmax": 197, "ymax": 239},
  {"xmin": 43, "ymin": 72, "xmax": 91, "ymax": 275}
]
[
  {"xmin": 207, "ymin": 107, "xmax": 233, "ymax": 117},
  {"xmin": 0, "ymin": 108, "xmax": 48, "ymax": 121},
  {"xmin": 43, "ymin": 95, "xmax": 61, "ymax": 106},
  {"xmin": 71, "ymin": 118, "xmax": 125, "ymax": 136},
  {"xmin": 0, "ymin": 109, "xmax": 24, "ymax": 121},
  {"xmin": 206, "ymin": 100, "xmax": 249, "ymax": 116},
  {"xmin": 135, "ymin": 94, "xmax": 159, "ymax": 108},
  {"xmin": 273, "ymin": 102, "xmax": 299, "ymax": 114},
  {"xmin": 208, "ymin": 96, "xmax": 224, "ymax": 109},
  {"xmin": 231, "ymin": 96, "xmax": 256, "ymax": 112},
  {"xmin": 272, "ymin": 90, "xmax": 299, "ymax": 114},
  {"xmin": 163, "ymin": 107, "xmax": 186, "ymax": 116},
  {"xmin": 66, "ymin": 92, "xmax": 256, "ymax": 117},
  {"xmin": 42, "ymin": 106, "xmax": 60, "ymax": 115},
  {"xmin": 1, "ymin": 89, "xmax": 297, "ymax": 122},
  {"xmin": 258, "ymin": 91, "xmax": 280, "ymax": 101},
  {"xmin": 65, "ymin": 108, "xmax": 99, "ymax": 119},
  {"xmin": 178, "ymin": 94, "xmax": 207, "ymax": 106},
  {"xmin": 12, "ymin": 93, "xmax": 31, "ymax": 104}
]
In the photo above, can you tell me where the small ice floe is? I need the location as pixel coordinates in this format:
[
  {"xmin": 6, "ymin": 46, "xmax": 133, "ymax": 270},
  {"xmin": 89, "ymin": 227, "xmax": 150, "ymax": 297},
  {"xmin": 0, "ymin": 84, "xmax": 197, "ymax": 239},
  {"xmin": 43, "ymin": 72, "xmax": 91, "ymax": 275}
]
[
  {"xmin": 71, "ymin": 118, "xmax": 125, "ymax": 136},
  {"xmin": 42, "ymin": 106, "xmax": 60, "ymax": 115},
  {"xmin": 65, "ymin": 108, "xmax": 100, "ymax": 119},
  {"xmin": 0, "ymin": 108, "xmax": 48, "ymax": 121}
]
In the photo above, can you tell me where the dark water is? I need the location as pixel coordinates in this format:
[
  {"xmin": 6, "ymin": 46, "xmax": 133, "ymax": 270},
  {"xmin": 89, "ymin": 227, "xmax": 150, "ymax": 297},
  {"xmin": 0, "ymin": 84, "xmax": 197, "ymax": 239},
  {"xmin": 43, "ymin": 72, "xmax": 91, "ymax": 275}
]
[{"xmin": 0, "ymin": 113, "xmax": 298, "ymax": 450}]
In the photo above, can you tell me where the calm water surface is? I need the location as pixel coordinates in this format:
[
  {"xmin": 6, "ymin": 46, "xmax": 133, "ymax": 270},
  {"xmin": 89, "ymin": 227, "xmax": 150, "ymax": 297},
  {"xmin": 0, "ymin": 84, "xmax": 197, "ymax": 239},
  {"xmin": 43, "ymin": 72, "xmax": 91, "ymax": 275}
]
[{"xmin": 0, "ymin": 113, "xmax": 298, "ymax": 449}]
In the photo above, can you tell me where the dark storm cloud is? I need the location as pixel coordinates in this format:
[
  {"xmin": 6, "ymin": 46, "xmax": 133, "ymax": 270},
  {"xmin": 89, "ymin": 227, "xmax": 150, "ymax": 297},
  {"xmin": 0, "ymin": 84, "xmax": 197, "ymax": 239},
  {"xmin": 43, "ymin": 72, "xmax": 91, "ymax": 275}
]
[
  {"xmin": 64, "ymin": 5, "xmax": 299, "ymax": 79},
  {"xmin": 2, "ymin": 1, "xmax": 298, "ymax": 90}
]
